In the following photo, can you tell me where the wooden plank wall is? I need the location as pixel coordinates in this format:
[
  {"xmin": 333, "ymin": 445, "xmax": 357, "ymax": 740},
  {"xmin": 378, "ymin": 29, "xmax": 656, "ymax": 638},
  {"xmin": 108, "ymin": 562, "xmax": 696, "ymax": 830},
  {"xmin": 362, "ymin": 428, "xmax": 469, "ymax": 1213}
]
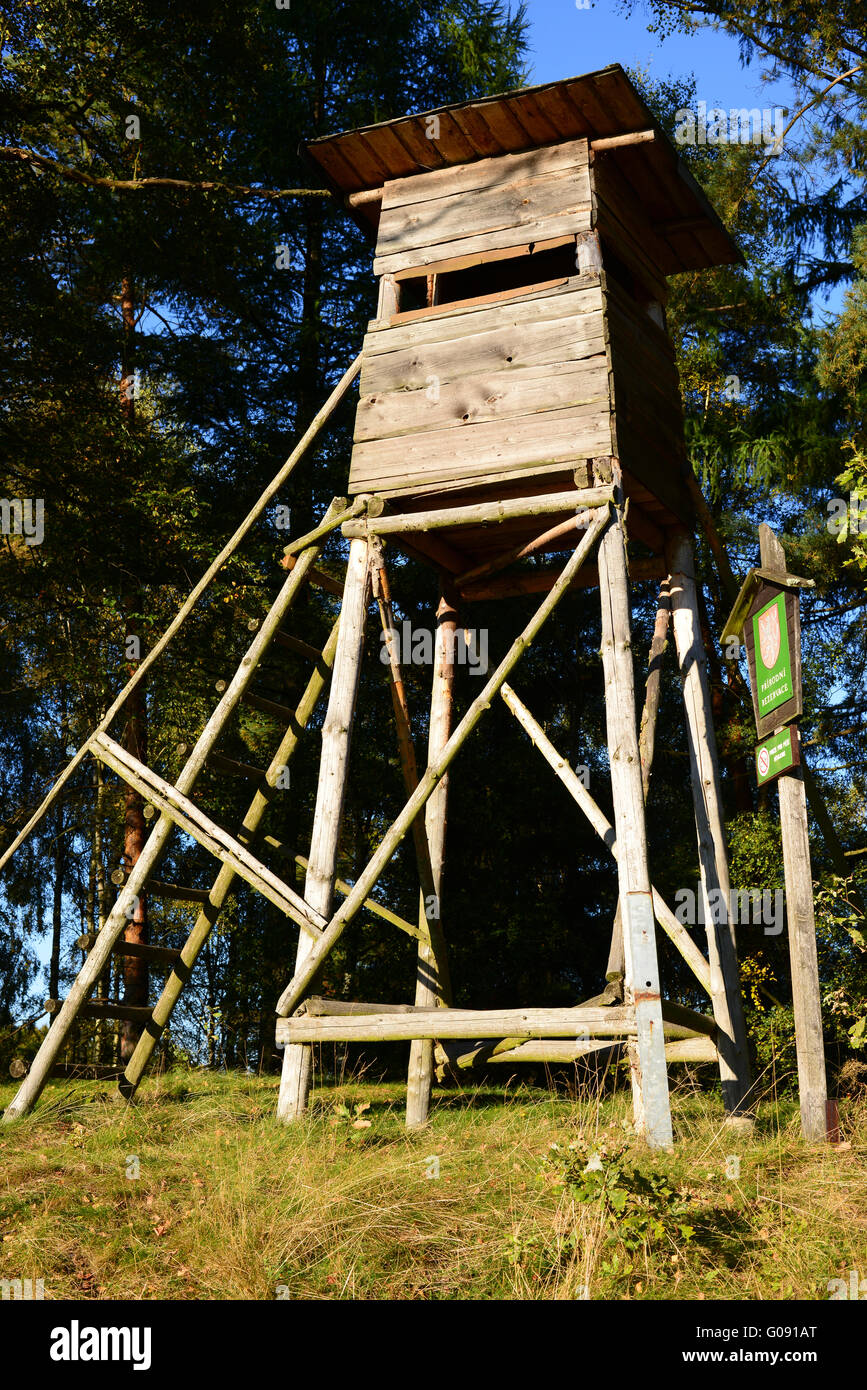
[
  {"xmin": 603, "ymin": 275, "xmax": 690, "ymax": 522},
  {"xmin": 373, "ymin": 137, "xmax": 592, "ymax": 275},
  {"xmin": 349, "ymin": 278, "xmax": 613, "ymax": 497}
]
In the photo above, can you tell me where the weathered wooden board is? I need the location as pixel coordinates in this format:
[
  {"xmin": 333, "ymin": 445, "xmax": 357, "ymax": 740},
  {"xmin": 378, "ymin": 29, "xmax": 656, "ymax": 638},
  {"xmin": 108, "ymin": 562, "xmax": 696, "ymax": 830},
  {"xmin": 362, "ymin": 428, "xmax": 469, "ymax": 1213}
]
[
  {"xmin": 365, "ymin": 280, "xmax": 603, "ymax": 351},
  {"xmin": 380, "ymin": 137, "xmax": 590, "ymax": 211},
  {"xmin": 368, "ymin": 461, "xmax": 587, "ymax": 505},
  {"xmin": 350, "ymin": 404, "xmax": 613, "ymax": 493},
  {"xmin": 355, "ymin": 357, "xmax": 610, "ymax": 442},
  {"xmin": 374, "ymin": 152, "xmax": 593, "ymax": 276},
  {"xmin": 362, "ymin": 320, "xmax": 605, "ymax": 397},
  {"xmin": 375, "ymin": 209, "xmax": 593, "ymax": 277},
  {"xmin": 378, "ymin": 164, "xmax": 592, "ymax": 257},
  {"xmin": 593, "ymin": 154, "xmax": 676, "ymax": 290}
]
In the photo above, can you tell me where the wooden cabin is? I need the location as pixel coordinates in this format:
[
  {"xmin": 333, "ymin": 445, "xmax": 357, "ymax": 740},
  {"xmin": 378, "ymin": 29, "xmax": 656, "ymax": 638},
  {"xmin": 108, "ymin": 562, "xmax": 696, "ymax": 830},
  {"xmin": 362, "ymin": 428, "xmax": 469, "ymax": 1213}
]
[{"xmin": 305, "ymin": 65, "xmax": 741, "ymax": 579}]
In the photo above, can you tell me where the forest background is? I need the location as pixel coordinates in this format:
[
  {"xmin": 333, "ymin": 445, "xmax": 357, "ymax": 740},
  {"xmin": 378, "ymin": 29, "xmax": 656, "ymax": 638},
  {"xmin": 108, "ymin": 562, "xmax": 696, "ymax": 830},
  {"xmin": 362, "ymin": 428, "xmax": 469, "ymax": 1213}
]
[{"xmin": 0, "ymin": 0, "xmax": 864, "ymax": 1093}]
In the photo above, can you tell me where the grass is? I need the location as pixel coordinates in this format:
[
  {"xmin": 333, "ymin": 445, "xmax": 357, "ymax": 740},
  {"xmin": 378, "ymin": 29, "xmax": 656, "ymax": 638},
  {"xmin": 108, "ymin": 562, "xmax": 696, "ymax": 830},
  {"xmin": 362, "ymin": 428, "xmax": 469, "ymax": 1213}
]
[{"xmin": 0, "ymin": 1064, "xmax": 865, "ymax": 1300}]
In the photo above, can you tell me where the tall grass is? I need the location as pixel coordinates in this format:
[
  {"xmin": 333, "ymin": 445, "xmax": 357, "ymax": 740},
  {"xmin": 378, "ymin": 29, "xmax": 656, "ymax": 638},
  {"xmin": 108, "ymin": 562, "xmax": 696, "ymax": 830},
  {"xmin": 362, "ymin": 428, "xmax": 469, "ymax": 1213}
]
[{"xmin": 0, "ymin": 1064, "xmax": 864, "ymax": 1300}]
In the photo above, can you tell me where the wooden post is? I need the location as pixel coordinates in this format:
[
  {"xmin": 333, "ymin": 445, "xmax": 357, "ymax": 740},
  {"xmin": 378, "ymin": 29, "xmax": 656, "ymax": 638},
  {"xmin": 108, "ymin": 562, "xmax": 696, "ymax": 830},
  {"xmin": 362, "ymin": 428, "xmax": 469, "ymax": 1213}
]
[
  {"xmin": 606, "ymin": 578, "xmax": 671, "ymax": 985},
  {"xmin": 666, "ymin": 530, "xmax": 754, "ymax": 1120},
  {"xmin": 370, "ymin": 546, "xmax": 451, "ymax": 1003},
  {"xmin": 758, "ymin": 525, "xmax": 828, "ymax": 1141},
  {"xmin": 406, "ymin": 591, "xmax": 458, "ymax": 1129},
  {"xmin": 597, "ymin": 502, "xmax": 673, "ymax": 1148},
  {"xmin": 276, "ymin": 536, "xmax": 372, "ymax": 1122}
]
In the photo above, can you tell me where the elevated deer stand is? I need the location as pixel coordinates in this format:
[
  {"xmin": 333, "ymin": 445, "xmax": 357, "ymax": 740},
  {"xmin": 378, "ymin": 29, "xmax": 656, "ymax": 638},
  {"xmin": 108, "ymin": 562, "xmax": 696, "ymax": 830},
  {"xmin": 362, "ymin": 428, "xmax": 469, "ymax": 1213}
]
[
  {"xmin": 274, "ymin": 67, "xmax": 754, "ymax": 1147},
  {"xmin": 3, "ymin": 68, "xmax": 753, "ymax": 1150}
]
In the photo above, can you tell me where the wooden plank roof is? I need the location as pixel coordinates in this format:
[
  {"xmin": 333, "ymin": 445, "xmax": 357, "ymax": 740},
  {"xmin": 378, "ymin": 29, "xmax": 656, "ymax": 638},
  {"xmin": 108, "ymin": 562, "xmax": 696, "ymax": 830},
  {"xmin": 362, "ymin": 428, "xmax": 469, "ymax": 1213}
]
[{"xmin": 305, "ymin": 65, "xmax": 741, "ymax": 274}]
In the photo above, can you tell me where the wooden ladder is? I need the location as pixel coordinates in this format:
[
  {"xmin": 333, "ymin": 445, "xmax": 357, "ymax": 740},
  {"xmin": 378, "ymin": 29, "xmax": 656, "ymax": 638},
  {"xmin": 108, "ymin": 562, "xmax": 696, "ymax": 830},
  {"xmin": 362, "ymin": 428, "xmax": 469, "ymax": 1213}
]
[{"xmin": 3, "ymin": 496, "xmax": 362, "ymax": 1117}]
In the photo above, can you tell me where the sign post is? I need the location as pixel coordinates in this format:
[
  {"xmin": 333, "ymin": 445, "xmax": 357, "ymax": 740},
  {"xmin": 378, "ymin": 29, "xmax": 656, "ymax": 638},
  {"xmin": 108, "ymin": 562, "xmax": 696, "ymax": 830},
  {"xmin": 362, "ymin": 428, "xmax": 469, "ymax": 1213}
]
[{"xmin": 723, "ymin": 524, "xmax": 828, "ymax": 1142}]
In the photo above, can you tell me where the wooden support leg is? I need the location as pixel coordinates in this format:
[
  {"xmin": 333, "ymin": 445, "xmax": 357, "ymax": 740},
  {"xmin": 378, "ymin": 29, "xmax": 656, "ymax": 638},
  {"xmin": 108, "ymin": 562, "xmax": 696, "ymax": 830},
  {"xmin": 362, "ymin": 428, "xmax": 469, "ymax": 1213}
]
[
  {"xmin": 666, "ymin": 530, "xmax": 753, "ymax": 1119},
  {"xmin": 598, "ymin": 507, "xmax": 673, "ymax": 1149},
  {"xmin": 406, "ymin": 592, "xmax": 457, "ymax": 1129},
  {"xmin": 371, "ymin": 547, "xmax": 452, "ymax": 1005},
  {"xmin": 606, "ymin": 578, "xmax": 672, "ymax": 986},
  {"xmin": 276, "ymin": 537, "xmax": 371, "ymax": 1122}
]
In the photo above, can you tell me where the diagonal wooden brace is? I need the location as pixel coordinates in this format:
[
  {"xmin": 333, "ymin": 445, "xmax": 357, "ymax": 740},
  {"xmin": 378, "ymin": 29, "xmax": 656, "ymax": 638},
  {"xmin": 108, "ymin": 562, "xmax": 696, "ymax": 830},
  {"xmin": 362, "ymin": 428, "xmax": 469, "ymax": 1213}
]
[
  {"xmin": 499, "ymin": 682, "xmax": 713, "ymax": 994},
  {"xmin": 92, "ymin": 733, "xmax": 325, "ymax": 939},
  {"xmin": 275, "ymin": 505, "xmax": 611, "ymax": 1018}
]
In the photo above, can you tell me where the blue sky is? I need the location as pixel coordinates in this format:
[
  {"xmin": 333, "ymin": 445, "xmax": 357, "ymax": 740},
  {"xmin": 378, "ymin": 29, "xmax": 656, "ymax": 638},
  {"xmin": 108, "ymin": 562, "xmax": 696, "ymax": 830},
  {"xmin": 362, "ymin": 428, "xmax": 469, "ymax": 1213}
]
[
  {"xmin": 523, "ymin": 0, "xmax": 847, "ymax": 320},
  {"xmin": 523, "ymin": 0, "xmax": 795, "ymax": 113}
]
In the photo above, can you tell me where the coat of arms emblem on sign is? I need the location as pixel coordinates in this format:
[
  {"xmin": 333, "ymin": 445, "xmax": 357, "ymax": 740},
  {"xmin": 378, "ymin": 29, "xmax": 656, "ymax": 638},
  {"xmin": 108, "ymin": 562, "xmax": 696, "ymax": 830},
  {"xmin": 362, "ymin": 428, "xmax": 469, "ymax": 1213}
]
[{"xmin": 758, "ymin": 603, "xmax": 781, "ymax": 669}]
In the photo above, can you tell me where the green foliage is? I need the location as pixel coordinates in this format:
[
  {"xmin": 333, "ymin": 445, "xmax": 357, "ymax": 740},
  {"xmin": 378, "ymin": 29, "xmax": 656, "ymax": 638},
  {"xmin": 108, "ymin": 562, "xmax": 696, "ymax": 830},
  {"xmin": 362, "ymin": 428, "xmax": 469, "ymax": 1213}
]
[
  {"xmin": 816, "ymin": 874, "xmax": 867, "ymax": 1051},
  {"xmin": 542, "ymin": 1133, "xmax": 696, "ymax": 1250}
]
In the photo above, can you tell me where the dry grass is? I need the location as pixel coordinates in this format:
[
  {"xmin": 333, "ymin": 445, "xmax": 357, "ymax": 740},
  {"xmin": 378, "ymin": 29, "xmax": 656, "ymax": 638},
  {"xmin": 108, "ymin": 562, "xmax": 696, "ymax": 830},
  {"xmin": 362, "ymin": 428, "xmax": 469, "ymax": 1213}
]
[{"xmin": 0, "ymin": 1065, "xmax": 865, "ymax": 1300}]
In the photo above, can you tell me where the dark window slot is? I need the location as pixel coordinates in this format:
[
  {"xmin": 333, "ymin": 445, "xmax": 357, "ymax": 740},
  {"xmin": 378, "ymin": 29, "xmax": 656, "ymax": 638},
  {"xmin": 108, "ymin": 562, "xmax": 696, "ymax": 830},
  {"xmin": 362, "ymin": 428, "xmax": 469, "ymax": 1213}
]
[{"xmin": 395, "ymin": 241, "xmax": 579, "ymax": 315}]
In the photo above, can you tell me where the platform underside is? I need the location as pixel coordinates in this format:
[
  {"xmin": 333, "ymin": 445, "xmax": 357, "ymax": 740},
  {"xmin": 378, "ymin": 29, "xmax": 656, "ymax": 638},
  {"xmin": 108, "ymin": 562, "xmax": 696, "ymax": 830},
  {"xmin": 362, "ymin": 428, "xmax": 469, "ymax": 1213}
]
[{"xmin": 366, "ymin": 462, "xmax": 681, "ymax": 595}]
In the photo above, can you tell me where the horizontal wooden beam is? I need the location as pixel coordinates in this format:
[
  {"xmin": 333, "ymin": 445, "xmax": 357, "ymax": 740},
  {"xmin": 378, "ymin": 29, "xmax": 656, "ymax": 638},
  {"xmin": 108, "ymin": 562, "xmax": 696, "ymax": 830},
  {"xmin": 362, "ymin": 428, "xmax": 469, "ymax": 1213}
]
[
  {"xmin": 9, "ymin": 1059, "xmax": 127, "ymax": 1081},
  {"xmin": 342, "ymin": 488, "xmax": 614, "ymax": 538},
  {"xmin": 277, "ymin": 1005, "xmax": 637, "ymax": 1045},
  {"xmin": 591, "ymin": 130, "xmax": 656, "ymax": 151},
  {"xmin": 438, "ymin": 1036, "xmax": 718, "ymax": 1068},
  {"xmin": 664, "ymin": 1036, "xmax": 718, "ymax": 1063},
  {"xmin": 45, "ymin": 998, "xmax": 153, "ymax": 1025},
  {"xmin": 660, "ymin": 1000, "xmax": 717, "ymax": 1038},
  {"xmin": 346, "ymin": 186, "xmax": 383, "ymax": 210},
  {"xmin": 272, "ymin": 630, "xmax": 323, "ymax": 663},
  {"xmin": 207, "ymin": 751, "xmax": 267, "ymax": 781},
  {"xmin": 75, "ymin": 934, "xmax": 182, "ymax": 967},
  {"xmin": 435, "ymin": 1038, "xmax": 616, "ymax": 1070},
  {"xmin": 280, "ymin": 554, "xmax": 346, "ymax": 596},
  {"xmin": 107, "ymin": 873, "xmax": 213, "ymax": 905},
  {"xmin": 302, "ymin": 997, "xmax": 430, "ymax": 1016},
  {"xmin": 241, "ymin": 691, "xmax": 300, "ymax": 724}
]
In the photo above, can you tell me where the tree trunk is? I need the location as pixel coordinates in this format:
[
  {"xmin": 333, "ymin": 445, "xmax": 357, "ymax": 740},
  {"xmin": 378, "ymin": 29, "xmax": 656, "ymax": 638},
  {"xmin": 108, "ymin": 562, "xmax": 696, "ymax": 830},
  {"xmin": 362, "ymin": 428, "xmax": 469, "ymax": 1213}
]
[
  {"xmin": 119, "ymin": 272, "xmax": 149, "ymax": 1064},
  {"xmin": 48, "ymin": 810, "xmax": 64, "ymax": 1001}
]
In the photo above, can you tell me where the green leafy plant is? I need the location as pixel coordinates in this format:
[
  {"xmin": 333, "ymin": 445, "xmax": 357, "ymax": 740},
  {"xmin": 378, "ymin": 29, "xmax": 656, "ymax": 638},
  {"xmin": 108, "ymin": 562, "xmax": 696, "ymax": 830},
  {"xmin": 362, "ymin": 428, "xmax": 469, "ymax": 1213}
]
[
  {"xmin": 542, "ymin": 1134, "xmax": 695, "ymax": 1250},
  {"xmin": 328, "ymin": 1100, "xmax": 372, "ymax": 1130}
]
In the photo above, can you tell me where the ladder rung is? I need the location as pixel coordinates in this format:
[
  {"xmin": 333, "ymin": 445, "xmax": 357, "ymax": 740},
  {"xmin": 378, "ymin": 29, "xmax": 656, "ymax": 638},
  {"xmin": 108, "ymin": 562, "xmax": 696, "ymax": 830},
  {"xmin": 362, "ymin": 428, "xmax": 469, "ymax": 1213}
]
[
  {"xmin": 92, "ymin": 732, "xmax": 325, "ymax": 939},
  {"xmin": 242, "ymin": 692, "xmax": 298, "ymax": 723},
  {"xmin": 9, "ymin": 1060, "xmax": 125, "ymax": 1081},
  {"xmin": 282, "ymin": 553, "xmax": 345, "ymax": 597},
  {"xmin": 114, "ymin": 941, "xmax": 183, "ymax": 967},
  {"xmin": 273, "ymin": 630, "xmax": 322, "ymax": 662},
  {"xmin": 75, "ymin": 933, "xmax": 182, "ymax": 967},
  {"xmin": 45, "ymin": 998, "xmax": 154, "ymax": 1025},
  {"xmin": 207, "ymin": 751, "xmax": 267, "ymax": 781},
  {"xmin": 108, "ymin": 871, "xmax": 213, "ymax": 904}
]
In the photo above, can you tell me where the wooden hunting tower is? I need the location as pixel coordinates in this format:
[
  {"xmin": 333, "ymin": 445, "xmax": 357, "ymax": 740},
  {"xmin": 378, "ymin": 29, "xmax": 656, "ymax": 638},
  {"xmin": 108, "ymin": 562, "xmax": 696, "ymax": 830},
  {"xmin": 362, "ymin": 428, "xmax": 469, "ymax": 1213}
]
[
  {"xmin": 4, "ymin": 69, "xmax": 757, "ymax": 1150},
  {"xmin": 307, "ymin": 62, "xmax": 741, "ymax": 573}
]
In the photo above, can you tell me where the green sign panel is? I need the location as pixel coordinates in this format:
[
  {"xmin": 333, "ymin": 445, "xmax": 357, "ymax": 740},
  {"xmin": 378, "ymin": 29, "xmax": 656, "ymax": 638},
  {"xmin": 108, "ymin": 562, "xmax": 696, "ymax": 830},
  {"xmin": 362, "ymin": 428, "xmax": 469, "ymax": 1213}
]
[
  {"xmin": 752, "ymin": 593, "xmax": 794, "ymax": 719},
  {"xmin": 755, "ymin": 725, "xmax": 799, "ymax": 787}
]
